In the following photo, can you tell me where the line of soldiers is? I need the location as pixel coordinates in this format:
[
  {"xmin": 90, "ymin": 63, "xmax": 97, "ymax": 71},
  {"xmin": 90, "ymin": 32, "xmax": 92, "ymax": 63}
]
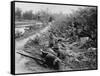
[{"xmin": 40, "ymin": 31, "xmax": 67, "ymax": 70}]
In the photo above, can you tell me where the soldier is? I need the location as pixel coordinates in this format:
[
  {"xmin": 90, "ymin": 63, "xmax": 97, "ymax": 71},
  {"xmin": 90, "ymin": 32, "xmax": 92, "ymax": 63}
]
[
  {"xmin": 40, "ymin": 49, "xmax": 62, "ymax": 70},
  {"xmin": 48, "ymin": 31, "xmax": 54, "ymax": 48}
]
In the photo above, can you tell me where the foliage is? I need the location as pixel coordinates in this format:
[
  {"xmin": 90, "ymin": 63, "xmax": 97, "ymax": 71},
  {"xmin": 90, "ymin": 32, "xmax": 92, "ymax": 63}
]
[
  {"xmin": 15, "ymin": 30, "xmax": 23, "ymax": 38},
  {"xmin": 22, "ymin": 7, "xmax": 97, "ymax": 70},
  {"xmin": 22, "ymin": 10, "xmax": 33, "ymax": 20},
  {"xmin": 15, "ymin": 8, "xmax": 22, "ymax": 20},
  {"xmin": 15, "ymin": 8, "xmax": 54, "ymax": 23},
  {"xmin": 24, "ymin": 35, "xmax": 41, "ymax": 49}
]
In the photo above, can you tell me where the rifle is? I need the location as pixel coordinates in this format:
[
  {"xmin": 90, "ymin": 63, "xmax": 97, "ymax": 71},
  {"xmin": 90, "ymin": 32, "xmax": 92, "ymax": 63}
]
[{"xmin": 17, "ymin": 51, "xmax": 45, "ymax": 63}]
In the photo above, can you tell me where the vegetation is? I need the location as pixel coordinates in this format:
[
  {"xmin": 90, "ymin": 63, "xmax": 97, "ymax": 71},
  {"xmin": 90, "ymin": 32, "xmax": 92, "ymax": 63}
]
[
  {"xmin": 15, "ymin": 7, "xmax": 54, "ymax": 23},
  {"xmin": 16, "ymin": 7, "xmax": 97, "ymax": 71}
]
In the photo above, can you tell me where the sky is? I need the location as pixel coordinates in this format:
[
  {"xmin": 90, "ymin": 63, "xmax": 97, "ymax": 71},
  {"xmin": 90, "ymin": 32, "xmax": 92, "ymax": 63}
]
[{"xmin": 15, "ymin": 2, "xmax": 87, "ymax": 14}]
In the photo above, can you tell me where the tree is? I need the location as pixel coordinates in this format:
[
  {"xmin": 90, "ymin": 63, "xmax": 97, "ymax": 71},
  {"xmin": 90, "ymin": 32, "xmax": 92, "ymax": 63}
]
[
  {"xmin": 15, "ymin": 8, "xmax": 22, "ymax": 20},
  {"xmin": 72, "ymin": 7, "xmax": 97, "ymax": 47},
  {"xmin": 22, "ymin": 10, "xmax": 33, "ymax": 20}
]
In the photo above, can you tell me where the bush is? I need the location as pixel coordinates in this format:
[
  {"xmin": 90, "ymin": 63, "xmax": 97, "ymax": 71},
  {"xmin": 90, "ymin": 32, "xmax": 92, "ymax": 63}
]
[{"xmin": 24, "ymin": 35, "xmax": 40, "ymax": 49}]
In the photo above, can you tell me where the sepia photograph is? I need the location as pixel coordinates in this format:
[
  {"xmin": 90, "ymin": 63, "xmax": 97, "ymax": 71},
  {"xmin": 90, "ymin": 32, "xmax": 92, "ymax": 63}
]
[{"xmin": 12, "ymin": 1, "xmax": 97, "ymax": 74}]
